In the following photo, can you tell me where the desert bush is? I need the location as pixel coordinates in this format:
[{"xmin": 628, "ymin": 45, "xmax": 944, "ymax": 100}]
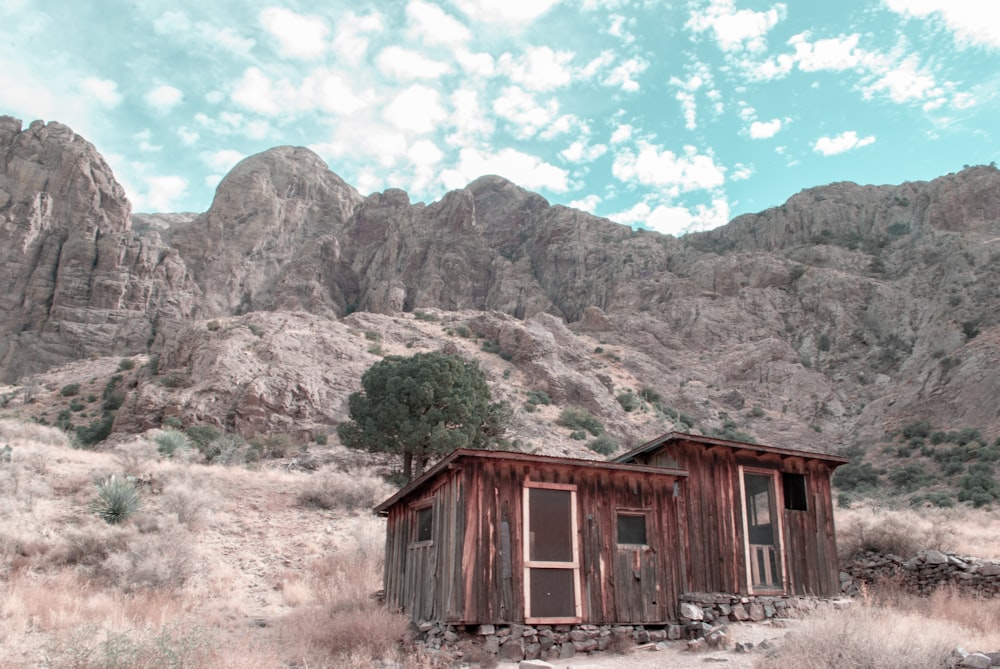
[
  {"xmin": 154, "ymin": 430, "xmax": 192, "ymax": 458},
  {"xmin": 837, "ymin": 507, "xmax": 954, "ymax": 560},
  {"xmin": 100, "ymin": 528, "xmax": 194, "ymax": 592},
  {"xmin": 833, "ymin": 461, "xmax": 881, "ymax": 491},
  {"xmin": 888, "ymin": 462, "xmax": 930, "ymax": 493},
  {"xmin": 43, "ymin": 622, "xmax": 212, "ymax": 669},
  {"xmin": 525, "ymin": 389, "xmax": 551, "ymax": 406},
  {"xmin": 413, "ymin": 311, "xmax": 438, "ymax": 321},
  {"xmin": 297, "ymin": 470, "xmax": 392, "ymax": 511},
  {"xmin": 60, "ymin": 383, "xmax": 81, "ymax": 397},
  {"xmin": 92, "ymin": 476, "xmax": 141, "ymax": 525},
  {"xmin": 118, "ymin": 358, "xmax": 136, "ymax": 371},
  {"xmin": 160, "ymin": 483, "xmax": 213, "ymax": 531},
  {"xmin": 76, "ymin": 412, "xmax": 115, "ymax": 447},
  {"xmin": 556, "ymin": 406, "xmax": 604, "ymax": 436},
  {"xmin": 588, "ymin": 434, "xmax": 619, "ymax": 456},
  {"xmin": 958, "ymin": 462, "xmax": 1000, "ymax": 508},
  {"xmin": 901, "ymin": 420, "xmax": 932, "ymax": 439},
  {"xmin": 616, "ymin": 390, "xmax": 640, "ymax": 412},
  {"xmin": 755, "ymin": 599, "xmax": 985, "ymax": 669},
  {"xmin": 58, "ymin": 524, "xmax": 132, "ymax": 567},
  {"xmin": 638, "ymin": 386, "xmax": 662, "ymax": 405},
  {"xmin": 314, "ymin": 433, "xmax": 328, "ymax": 445}
]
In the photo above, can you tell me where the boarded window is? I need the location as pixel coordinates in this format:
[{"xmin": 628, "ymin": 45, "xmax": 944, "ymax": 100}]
[
  {"xmin": 782, "ymin": 473, "xmax": 808, "ymax": 511},
  {"xmin": 415, "ymin": 505, "xmax": 433, "ymax": 542},
  {"xmin": 617, "ymin": 513, "xmax": 648, "ymax": 545}
]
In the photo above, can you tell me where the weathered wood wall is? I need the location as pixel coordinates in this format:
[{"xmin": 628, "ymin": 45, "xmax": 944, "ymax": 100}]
[
  {"xmin": 638, "ymin": 440, "xmax": 840, "ymax": 597},
  {"xmin": 382, "ymin": 455, "xmax": 685, "ymax": 624}
]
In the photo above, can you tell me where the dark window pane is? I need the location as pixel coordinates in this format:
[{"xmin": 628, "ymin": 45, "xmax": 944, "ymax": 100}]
[
  {"xmin": 782, "ymin": 473, "xmax": 808, "ymax": 511},
  {"xmin": 529, "ymin": 568, "xmax": 576, "ymax": 618},
  {"xmin": 617, "ymin": 514, "xmax": 647, "ymax": 545},
  {"xmin": 416, "ymin": 506, "xmax": 433, "ymax": 542},
  {"xmin": 528, "ymin": 488, "xmax": 572, "ymax": 562}
]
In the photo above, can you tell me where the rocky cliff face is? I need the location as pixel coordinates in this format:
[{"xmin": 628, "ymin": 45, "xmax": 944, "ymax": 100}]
[{"xmin": 1, "ymin": 114, "xmax": 999, "ymax": 453}]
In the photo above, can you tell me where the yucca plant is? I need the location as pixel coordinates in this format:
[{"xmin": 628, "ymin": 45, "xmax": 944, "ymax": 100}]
[
  {"xmin": 154, "ymin": 429, "xmax": 191, "ymax": 458},
  {"xmin": 92, "ymin": 475, "xmax": 141, "ymax": 525}
]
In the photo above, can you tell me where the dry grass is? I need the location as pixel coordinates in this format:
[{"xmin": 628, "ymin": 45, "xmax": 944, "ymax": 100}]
[
  {"xmin": 276, "ymin": 515, "xmax": 410, "ymax": 668},
  {"xmin": 296, "ymin": 467, "xmax": 395, "ymax": 511},
  {"xmin": 755, "ymin": 590, "xmax": 1000, "ymax": 669},
  {"xmin": 836, "ymin": 503, "xmax": 1000, "ymax": 559},
  {"xmin": 0, "ymin": 418, "xmax": 412, "ymax": 668}
]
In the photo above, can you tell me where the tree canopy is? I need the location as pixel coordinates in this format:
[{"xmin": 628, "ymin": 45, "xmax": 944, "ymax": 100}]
[{"xmin": 337, "ymin": 351, "xmax": 509, "ymax": 481}]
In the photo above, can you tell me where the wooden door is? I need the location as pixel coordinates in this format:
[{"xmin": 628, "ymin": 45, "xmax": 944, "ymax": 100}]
[
  {"xmin": 523, "ymin": 483, "xmax": 582, "ymax": 623},
  {"xmin": 741, "ymin": 469, "xmax": 786, "ymax": 592}
]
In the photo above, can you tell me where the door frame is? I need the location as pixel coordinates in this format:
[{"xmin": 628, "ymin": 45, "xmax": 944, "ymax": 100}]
[
  {"xmin": 522, "ymin": 480, "xmax": 583, "ymax": 624},
  {"xmin": 737, "ymin": 466, "xmax": 788, "ymax": 595}
]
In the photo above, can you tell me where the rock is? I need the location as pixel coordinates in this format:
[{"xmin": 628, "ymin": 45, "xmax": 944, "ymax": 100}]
[
  {"xmin": 686, "ymin": 638, "xmax": 706, "ymax": 652},
  {"xmin": 500, "ymin": 638, "xmax": 524, "ymax": 661},
  {"xmin": 558, "ymin": 642, "xmax": 575, "ymax": 659},
  {"xmin": 979, "ymin": 564, "xmax": 1000, "ymax": 577},
  {"xmin": 959, "ymin": 653, "xmax": 993, "ymax": 669},
  {"xmin": 484, "ymin": 636, "xmax": 500, "ymax": 654},
  {"xmin": 734, "ymin": 641, "xmax": 754, "ymax": 653},
  {"xmin": 518, "ymin": 660, "xmax": 554, "ymax": 669},
  {"xmin": 731, "ymin": 604, "xmax": 749, "ymax": 621},
  {"xmin": 478, "ymin": 624, "xmax": 495, "ymax": 635},
  {"xmin": 680, "ymin": 602, "xmax": 705, "ymax": 621},
  {"xmin": 925, "ymin": 550, "xmax": 949, "ymax": 565},
  {"xmin": 748, "ymin": 603, "xmax": 766, "ymax": 622}
]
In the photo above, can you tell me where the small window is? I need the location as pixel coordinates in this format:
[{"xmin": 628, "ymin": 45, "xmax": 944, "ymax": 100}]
[
  {"xmin": 782, "ymin": 473, "xmax": 808, "ymax": 511},
  {"xmin": 617, "ymin": 513, "xmax": 647, "ymax": 545},
  {"xmin": 415, "ymin": 506, "xmax": 433, "ymax": 542}
]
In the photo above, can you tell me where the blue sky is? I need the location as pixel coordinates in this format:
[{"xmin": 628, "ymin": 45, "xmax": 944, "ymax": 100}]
[{"xmin": 2, "ymin": 1, "xmax": 998, "ymax": 236}]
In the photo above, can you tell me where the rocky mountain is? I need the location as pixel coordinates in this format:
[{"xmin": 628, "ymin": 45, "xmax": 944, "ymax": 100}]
[{"xmin": 1, "ymin": 114, "xmax": 999, "ymax": 459}]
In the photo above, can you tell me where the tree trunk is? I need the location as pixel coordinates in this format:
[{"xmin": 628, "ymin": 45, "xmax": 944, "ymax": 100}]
[
  {"xmin": 415, "ymin": 453, "xmax": 427, "ymax": 478},
  {"xmin": 403, "ymin": 450, "xmax": 413, "ymax": 482}
]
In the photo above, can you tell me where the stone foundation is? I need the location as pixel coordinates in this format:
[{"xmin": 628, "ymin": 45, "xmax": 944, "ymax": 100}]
[{"xmin": 412, "ymin": 593, "xmax": 848, "ymax": 661}]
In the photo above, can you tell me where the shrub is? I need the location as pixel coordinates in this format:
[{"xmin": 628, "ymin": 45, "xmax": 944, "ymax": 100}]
[
  {"xmin": 556, "ymin": 406, "xmax": 604, "ymax": 436},
  {"xmin": 481, "ymin": 339, "xmax": 501, "ymax": 354},
  {"xmin": 154, "ymin": 430, "xmax": 191, "ymax": 458},
  {"xmin": 162, "ymin": 416, "xmax": 183, "ymax": 429},
  {"xmin": 833, "ymin": 461, "xmax": 881, "ymax": 491},
  {"xmin": 413, "ymin": 311, "xmax": 438, "ymax": 321},
  {"xmin": 117, "ymin": 358, "xmax": 136, "ymax": 371},
  {"xmin": 638, "ymin": 387, "xmax": 662, "ymax": 405},
  {"xmin": 888, "ymin": 463, "xmax": 930, "ymax": 492},
  {"xmin": 69, "ymin": 400, "xmax": 86, "ymax": 412},
  {"xmin": 297, "ymin": 470, "xmax": 392, "ymax": 512},
  {"xmin": 364, "ymin": 330, "xmax": 380, "ymax": 341},
  {"xmin": 616, "ymin": 391, "xmax": 640, "ymax": 412},
  {"xmin": 526, "ymin": 389, "xmax": 551, "ymax": 406},
  {"xmin": 206, "ymin": 319, "xmax": 221, "ymax": 331},
  {"xmin": 748, "ymin": 405, "xmax": 765, "ymax": 418},
  {"xmin": 958, "ymin": 463, "xmax": 1000, "ymax": 508},
  {"xmin": 453, "ymin": 324, "xmax": 471, "ymax": 338},
  {"xmin": 588, "ymin": 434, "xmax": 618, "ymax": 456},
  {"xmin": 901, "ymin": 420, "xmax": 931, "ymax": 440},
  {"xmin": 60, "ymin": 383, "xmax": 81, "ymax": 397},
  {"xmin": 100, "ymin": 529, "xmax": 194, "ymax": 592},
  {"xmin": 92, "ymin": 476, "xmax": 141, "ymax": 525},
  {"xmin": 570, "ymin": 430, "xmax": 587, "ymax": 440},
  {"xmin": 962, "ymin": 320, "xmax": 980, "ymax": 340},
  {"xmin": 314, "ymin": 433, "xmax": 328, "ymax": 445},
  {"xmin": 157, "ymin": 370, "xmax": 191, "ymax": 388},
  {"xmin": 248, "ymin": 323, "xmax": 264, "ymax": 337},
  {"xmin": 76, "ymin": 413, "xmax": 116, "ymax": 447},
  {"xmin": 184, "ymin": 425, "xmax": 222, "ymax": 454}
]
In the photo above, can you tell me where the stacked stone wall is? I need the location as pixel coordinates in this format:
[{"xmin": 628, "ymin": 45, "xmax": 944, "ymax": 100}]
[{"xmin": 842, "ymin": 550, "xmax": 1000, "ymax": 596}]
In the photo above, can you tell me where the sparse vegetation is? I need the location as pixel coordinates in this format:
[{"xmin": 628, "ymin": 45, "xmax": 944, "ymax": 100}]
[
  {"xmin": 60, "ymin": 383, "xmax": 81, "ymax": 397},
  {"xmin": 247, "ymin": 323, "xmax": 264, "ymax": 337},
  {"xmin": 91, "ymin": 475, "xmax": 141, "ymax": 525},
  {"xmin": 588, "ymin": 434, "xmax": 618, "ymax": 456},
  {"xmin": 615, "ymin": 390, "xmax": 640, "ymax": 412},
  {"xmin": 117, "ymin": 358, "xmax": 136, "ymax": 371},
  {"xmin": 556, "ymin": 406, "xmax": 604, "ymax": 437}
]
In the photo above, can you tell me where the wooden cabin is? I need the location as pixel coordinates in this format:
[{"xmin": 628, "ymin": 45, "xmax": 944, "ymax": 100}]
[{"xmin": 374, "ymin": 432, "xmax": 847, "ymax": 625}]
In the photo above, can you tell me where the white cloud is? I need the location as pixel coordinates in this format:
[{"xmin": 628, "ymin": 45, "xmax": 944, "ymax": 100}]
[
  {"xmin": 376, "ymin": 46, "xmax": 452, "ymax": 80},
  {"xmin": 610, "ymin": 124, "xmax": 633, "ymax": 144},
  {"xmin": 440, "ymin": 147, "xmax": 569, "ymax": 192},
  {"xmin": 446, "ymin": 88, "xmax": 495, "ymax": 146},
  {"xmin": 608, "ymin": 14, "xmax": 635, "ymax": 44},
  {"xmin": 749, "ymin": 118, "xmax": 782, "ymax": 139},
  {"xmin": 499, "ymin": 46, "xmax": 575, "ymax": 91},
  {"xmin": 492, "ymin": 86, "xmax": 560, "ymax": 139},
  {"xmin": 142, "ymin": 175, "xmax": 188, "ymax": 212},
  {"xmin": 153, "ymin": 11, "xmax": 255, "ymax": 56},
  {"xmin": 144, "ymin": 84, "xmax": 183, "ymax": 112},
  {"xmin": 259, "ymin": 7, "xmax": 329, "ymax": 60},
  {"xmin": 569, "ymin": 194, "xmax": 601, "ymax": 213},
  {"xmin": 863, "ymin": 54, "xmax": 938, "ymax": 103},
  {"xmin": 788, "ymin": 32, "xmax": 862, "ymax": 71},
  {"xmin": 80, "ymin": 77, "xmax": 122, "ymax": 108},
  {"xmin": 813, "ymin": 130, "xmax": 876, "ymax": 156},
  {"xmin": 730, "ymin": 163, "xmax": 753, "ymax": 180},
  {"xmin": 231, "ymin": 67, "xmax": 284, "ymax": 115},
  {"xmin": 885, "ymin": 0, "xmax": 1000, "ymax": 49},
  {"xmin": 382, "ymin": 85, "xmax": 447, "ymax": 134},
  {"xmin": 560, "ymin": 139, "xmax": 607, "ymax": 163},
  {"xmin": 455, "ymin": 49, "xmax": 496, "ymax": 76},
  {"xmin": 612, "ymin": 141, "xmax": 726, "ymax": 195},
  {"xmin": 450, "ymin": 0, "xmax": 561, "ymax": 25},
  {"xmin": 610, "ymin": 197, "xmax": 731, "ymax": 236},
  {"xmin": 177, "ymin": 127, "xmax": 199, "ymax": 145},
  {"xmin": 301, "ymin": 68, "xmax": 375, "ymax": 115},
  {"xmin": 133, "ymin": 129, "xmax": 161, "ymax": 153},
  {"xmin": 687, "ymin": 0, "xmax": 787, "ymax": 53},
  {"xmin": 406, "ymin": 1, "xmax": 471, "ymax": 46},
  {"xmin": 332, "ymin": 11, "xmax": 384, "ymax": 66},
  {"xmin": 603, "ymin": 56, "xmax": 648, "ymax": 91},
  {"xmin": 201, "ymin": 149, "xmax": 245, "ymax": 173}
]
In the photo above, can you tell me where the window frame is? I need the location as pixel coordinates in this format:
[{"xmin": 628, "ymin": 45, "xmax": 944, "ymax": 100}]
[
  {"xmin": 411, "ymin": 500, "xmax": 434, "ymax": 546},
  {"xmin": 615, "ymin": 509, "xmax": 650, "ymax": 547}
]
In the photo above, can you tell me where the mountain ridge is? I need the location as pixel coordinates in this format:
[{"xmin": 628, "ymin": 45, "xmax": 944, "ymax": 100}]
[{"xmin": 2, "ymin": 114, "xmax": 999, "ymax": 461}]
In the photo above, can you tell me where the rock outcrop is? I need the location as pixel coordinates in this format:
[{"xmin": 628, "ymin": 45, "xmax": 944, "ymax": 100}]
[{"xmin": 2, "ymin": 114, "xmax": 1000, "ymax": 452}]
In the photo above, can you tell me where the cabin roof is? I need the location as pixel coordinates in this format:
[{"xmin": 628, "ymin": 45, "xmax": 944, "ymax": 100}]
[
  {"xmin": 613, "ymin": 431, "xmax": 851, "ymax": 466},
  {"xmin": 373, "ymin": 448, "xmax": 688, "ymax": 516}
]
